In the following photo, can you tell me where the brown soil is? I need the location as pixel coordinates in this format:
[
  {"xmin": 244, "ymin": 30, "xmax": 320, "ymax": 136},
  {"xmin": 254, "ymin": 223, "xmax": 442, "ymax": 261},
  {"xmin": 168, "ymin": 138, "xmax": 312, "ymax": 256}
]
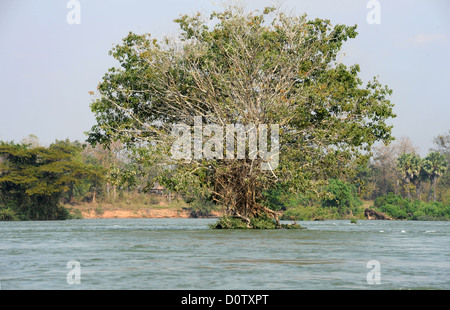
[
  {"xmin": 65, "ymin": 202, "xmax": 223, "ymax": 219},
  {"xmin": 81, "ymin": 208, "xmax": 192, "ymax": 219}
]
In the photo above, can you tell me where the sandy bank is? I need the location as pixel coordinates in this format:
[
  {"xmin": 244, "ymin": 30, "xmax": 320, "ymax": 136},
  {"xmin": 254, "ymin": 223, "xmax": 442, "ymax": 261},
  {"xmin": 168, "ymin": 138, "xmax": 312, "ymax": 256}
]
[
  {"xmin": 66, "ymin": 203, "xmax": 223, "ymax": 219},
  {"xmin": 80, "ymin": 209, "xmax": 192, "ymax": 219}
]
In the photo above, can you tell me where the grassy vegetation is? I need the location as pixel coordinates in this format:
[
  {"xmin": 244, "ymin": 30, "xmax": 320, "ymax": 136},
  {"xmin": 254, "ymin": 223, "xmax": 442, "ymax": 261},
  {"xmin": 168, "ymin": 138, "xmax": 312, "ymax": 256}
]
[
  {"xmin": 270, "ymin": 179, "xmax": 368, "ymax": 221},
  {"xmin": 372, "ymin": 193, "xmax": 450, "ymax": 220},
  {"xmin": 209, "ymin": 214, "xmax": 304, "ymax": 229}
]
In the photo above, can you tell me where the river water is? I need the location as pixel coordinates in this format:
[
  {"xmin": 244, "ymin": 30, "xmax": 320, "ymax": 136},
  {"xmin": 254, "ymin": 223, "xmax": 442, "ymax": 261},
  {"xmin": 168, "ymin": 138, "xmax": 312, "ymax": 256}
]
[{"xmin": 0, "ymin": 219, "xmax": 448, "ymax": 290}]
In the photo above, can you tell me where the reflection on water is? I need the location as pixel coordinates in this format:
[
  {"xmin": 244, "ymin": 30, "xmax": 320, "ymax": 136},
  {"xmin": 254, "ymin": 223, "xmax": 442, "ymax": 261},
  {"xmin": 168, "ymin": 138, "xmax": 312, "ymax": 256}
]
[{"xmin": 0, "ymin": 219, "xmax": 449, "ymax": 289}]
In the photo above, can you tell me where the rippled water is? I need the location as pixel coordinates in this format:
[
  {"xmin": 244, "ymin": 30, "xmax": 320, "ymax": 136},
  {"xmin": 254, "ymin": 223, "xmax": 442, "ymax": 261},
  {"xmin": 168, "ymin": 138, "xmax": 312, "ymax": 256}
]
[{"xmin": 0, "ymin": 219, "xmax": 449, "ymax": 289}]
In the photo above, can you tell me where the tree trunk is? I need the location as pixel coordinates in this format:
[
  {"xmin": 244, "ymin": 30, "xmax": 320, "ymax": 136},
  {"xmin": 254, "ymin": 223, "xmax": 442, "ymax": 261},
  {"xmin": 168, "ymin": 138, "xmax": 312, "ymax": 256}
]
[
  {"xmin": 405, "ymin": 177, "xmax": 411, "ymax": 201},
  {"xmin": 428, "ymin": 176, "xmax": 434, "ymax": 202},
  {"xmin": 91, "ymin": 190, "xmax": 96, "ymax": 203},
  {"xmin": 433, "ymin": 177, "xmax": 437, "ymax": 202},
  {"xmin": 416, "ymin": 181, "xmax": 421, "ymax": 201},
  {"xmin": 213, "ymin": 161, "xmax": 280, "ymax": 227},
  {"xmin": 233, "ymin": 212, "xmax": 252, "ymax": 228}
]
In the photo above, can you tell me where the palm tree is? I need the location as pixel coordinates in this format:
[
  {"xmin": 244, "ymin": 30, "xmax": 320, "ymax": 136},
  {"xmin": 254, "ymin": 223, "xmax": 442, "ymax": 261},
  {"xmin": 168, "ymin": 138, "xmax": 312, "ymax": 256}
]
[
  {"xmin": 397, "ymin": 153, "xmax": 421, "ymax": 200},
  {"xmin": 411, "ymin": 158, "xmax": 427, "ymax": 200},
  {"xmin": 423, "ymin": 151, "xmax": 448, "ymax": 202}
]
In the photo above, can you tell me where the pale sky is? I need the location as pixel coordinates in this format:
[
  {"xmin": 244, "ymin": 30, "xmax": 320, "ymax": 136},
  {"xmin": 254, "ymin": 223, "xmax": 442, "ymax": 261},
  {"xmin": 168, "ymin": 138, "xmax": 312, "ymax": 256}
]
[{"xmin": 0, "ymin": 0, "xmax": 449, "ymax": 156}]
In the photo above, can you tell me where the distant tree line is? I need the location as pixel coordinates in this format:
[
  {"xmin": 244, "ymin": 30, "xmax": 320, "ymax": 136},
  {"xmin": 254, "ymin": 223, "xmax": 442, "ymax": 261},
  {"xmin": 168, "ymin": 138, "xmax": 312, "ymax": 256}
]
[
  {"xmin": 362, "ymin": 134, "xmax": 449, "ymax": 203},
  {"xmin": 0, "ymin": 131, "xmax": 448, "ymax": 221},
  {"xmin": 264, "ymin": 132, "xmax": 450, "ymax": 221},
  {"xmin": 0, "ymin": 137, "xmax": 161, "ymax": 220},
  {"xmin": 0, "ymin": 139, "xmax": 100, "ymax": 220}
]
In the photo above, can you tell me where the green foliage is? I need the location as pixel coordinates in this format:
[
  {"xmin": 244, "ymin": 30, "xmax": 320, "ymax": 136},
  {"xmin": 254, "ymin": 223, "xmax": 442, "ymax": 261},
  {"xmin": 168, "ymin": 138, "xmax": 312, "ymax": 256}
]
[
  {"xmin": 67, "ymin": 208, "xmax": 83, "ymax": 219},
  {"xmin": 282, "ymin": 205, "xmax": 331, "ymax": 221},
  {"xmin": 397, "ymin": 153, "xmax": 422, "ymax": 200},
  {"xmin": 0, "ymin": 206, "xmax": 20, "ymax": 221},
  {"xmin": 321, "ymin": 179, "xmax": 362, "ymax": 216},
  {"xmin": 187, "ymin": 196, "xmax": 216, "ymax": 218},
  {"xmin": 72, "ymin": 178, "xmax": 92, "ymax": 201},
  {"xmin": 210, "ymin": 214, "xmax": 304, "ymax": 229},
  {"xmin": 374, "ymin": 193, "xmax": 450, "ymax": 220},
  {"xmin": 394, "ymin": 151, "xmax": 447, "ymax": 202},
  {"xmin": 250, "ymin": 214, "xmax": 280, "ymax": 229},
  {"xmin": 279, "ymin": 192, "xmax": 333, "ymax": 220},
  {"xmin": 0, "ymin": 141, "xmax": 103, "ymax": 220},
  {"xmin": 261, "ymin": 184, "xmax": 290, "ymax": 211},
  {"xmin": 424, "ymin": 152, "xmax": 448, "ymax": 179},
  {"xmin": 397, "ymin": 153, "xmax": 422, "ymax": 181},
  {"xmin": 95, "ymin": 207, "xmax": 105, "ymax": 216},
  {"xmin": 267, "ymin": 179, "xmax": 364, "ymax": 220},
  {"xmin": 210, "ymin": 216, "xmax": 250, "ymax": 229},
  {"xmin": 423, "ymin": 151, "xmax": 447, "ymax": 202},
  {"xmin": 374, "ymin": 193, "xmax": 409, "ymax": 209}
]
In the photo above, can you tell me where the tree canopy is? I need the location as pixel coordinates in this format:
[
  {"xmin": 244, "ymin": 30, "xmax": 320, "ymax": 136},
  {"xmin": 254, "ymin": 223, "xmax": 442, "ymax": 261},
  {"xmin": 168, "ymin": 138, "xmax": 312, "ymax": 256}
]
[
  {"xmin": 0, "ymin": 141, "xmax": 103, "ymax": 220},
  {"xmin": 87, "ymin": 5, "xmax": 395, "ymax": 227}
]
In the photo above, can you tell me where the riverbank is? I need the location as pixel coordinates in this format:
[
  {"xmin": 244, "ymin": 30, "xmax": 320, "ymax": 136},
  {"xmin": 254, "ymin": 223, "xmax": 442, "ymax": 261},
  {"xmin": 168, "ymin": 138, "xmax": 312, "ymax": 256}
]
[
  {"xmin": 61, "ymin": 197, "xmax": 449, "ymax": 221},
  {"xmin": 63, "ymin": 198, "xmax": 373, "ymax": 220},
  {"xmin": 64, "ymin": 201, "xmax": 368, "ymax": 220},
  {"xmin": 64, "ymin": 201, "xmax": 223, "ymax": 219}
]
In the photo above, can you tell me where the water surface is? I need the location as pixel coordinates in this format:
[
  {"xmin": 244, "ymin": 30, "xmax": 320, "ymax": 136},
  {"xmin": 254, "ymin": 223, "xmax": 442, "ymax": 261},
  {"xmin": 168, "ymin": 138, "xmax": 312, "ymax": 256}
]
[{"xmin": 1, "ymin": 219, "xmax": 449, "ymax": 289}]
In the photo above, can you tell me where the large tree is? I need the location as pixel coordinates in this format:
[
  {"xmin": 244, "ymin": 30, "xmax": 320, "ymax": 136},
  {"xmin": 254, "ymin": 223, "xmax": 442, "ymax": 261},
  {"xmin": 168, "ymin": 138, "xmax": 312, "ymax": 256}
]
[{"xmin": 88, "ymin": 5, "xmax": 395, "ymax": 227}]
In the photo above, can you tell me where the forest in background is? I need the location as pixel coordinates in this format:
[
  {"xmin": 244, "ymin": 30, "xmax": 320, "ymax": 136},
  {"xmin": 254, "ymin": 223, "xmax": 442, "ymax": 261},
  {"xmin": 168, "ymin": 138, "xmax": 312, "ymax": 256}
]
[{"xmin": 0, "ymin": 131, "xmax": 448, "ymax": 221}]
